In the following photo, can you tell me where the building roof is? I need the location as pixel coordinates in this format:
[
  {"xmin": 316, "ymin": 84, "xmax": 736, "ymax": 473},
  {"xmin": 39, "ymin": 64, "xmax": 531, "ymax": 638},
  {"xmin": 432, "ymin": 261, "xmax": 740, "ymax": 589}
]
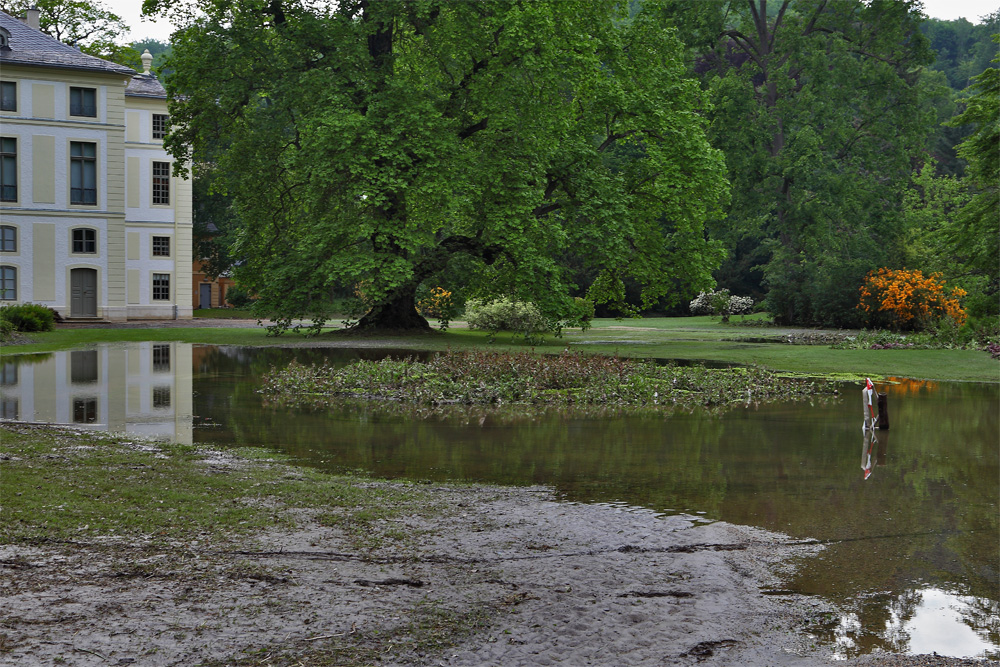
[
  {"xmin": 125, "ymin": 72, "xmax": 167, "ymax": 99},
  {"xmin": 0, "ymin": 10, "xmax": 135, "ymax": 77}
]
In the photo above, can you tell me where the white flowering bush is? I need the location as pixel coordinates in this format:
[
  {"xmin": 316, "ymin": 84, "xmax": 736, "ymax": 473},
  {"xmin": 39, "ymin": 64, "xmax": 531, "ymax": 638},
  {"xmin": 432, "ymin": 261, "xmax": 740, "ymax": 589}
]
[
  {"xmin": 689, "ymin": 289, "xmax": 754, "ymax": 322},
  {"xmin": 465, "ymin": 297, "xmax": 554, "ymax": 343}
]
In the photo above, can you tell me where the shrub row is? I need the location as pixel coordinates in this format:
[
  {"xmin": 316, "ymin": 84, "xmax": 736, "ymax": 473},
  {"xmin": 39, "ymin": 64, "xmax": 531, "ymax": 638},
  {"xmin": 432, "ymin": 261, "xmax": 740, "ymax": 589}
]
[{"xmin": 0, "ymin": 303, "xmax": 57, "ymax": 334}]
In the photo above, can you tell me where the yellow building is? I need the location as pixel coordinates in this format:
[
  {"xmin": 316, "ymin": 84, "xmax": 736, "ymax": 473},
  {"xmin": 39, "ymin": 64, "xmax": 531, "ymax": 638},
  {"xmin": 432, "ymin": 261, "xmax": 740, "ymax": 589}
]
[{"xmin": 0, "ymin": 9, "xmax": 192, "ymax": 321}]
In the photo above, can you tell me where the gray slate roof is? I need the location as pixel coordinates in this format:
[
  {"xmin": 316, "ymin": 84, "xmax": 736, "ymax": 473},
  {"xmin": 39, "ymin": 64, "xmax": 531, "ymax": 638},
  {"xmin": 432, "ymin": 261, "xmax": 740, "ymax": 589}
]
[
  {"xmin": 125, "ymin": 72, "xmax": 167, "ymax": 99},
  {"xmin": 0, "ymin": 10, "xmax": 135, "ymax": 77}
]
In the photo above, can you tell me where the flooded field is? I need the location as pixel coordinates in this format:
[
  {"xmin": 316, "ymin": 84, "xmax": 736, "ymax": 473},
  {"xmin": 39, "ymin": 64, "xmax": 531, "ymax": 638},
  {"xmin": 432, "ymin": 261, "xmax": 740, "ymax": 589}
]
[{"xmin": 3, "ymin": 342, "xmax": 997, "ymax": 659}]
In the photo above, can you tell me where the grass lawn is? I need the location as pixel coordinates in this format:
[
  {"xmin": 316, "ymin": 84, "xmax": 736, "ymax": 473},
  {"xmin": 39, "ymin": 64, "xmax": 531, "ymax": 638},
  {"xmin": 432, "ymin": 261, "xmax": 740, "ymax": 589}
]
[{"xmin": 2, "ymin": 315, "xmax": 996, "ymax": 383}]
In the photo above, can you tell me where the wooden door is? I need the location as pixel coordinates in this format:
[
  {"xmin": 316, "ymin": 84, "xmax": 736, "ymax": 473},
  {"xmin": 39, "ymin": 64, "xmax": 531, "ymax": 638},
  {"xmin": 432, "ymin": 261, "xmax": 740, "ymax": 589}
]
[{"xmin": 70, "ymin": 268, "xmax": 97, "ymax": 317}]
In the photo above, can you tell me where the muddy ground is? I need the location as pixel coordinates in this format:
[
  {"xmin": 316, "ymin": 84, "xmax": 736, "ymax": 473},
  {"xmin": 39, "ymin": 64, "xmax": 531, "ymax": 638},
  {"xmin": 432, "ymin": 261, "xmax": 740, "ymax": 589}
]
[
  {"xmin": 3, "ymin": 478, "xmax": 994, "ymax": 667},
  {"xmin": 2, "ymin": 321, "xmax": 992, "ymax": 665}
]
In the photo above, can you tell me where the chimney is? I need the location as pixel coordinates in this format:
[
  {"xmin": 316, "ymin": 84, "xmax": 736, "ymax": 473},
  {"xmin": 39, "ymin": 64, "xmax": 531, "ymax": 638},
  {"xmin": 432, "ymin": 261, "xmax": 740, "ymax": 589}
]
[
  {"xmin": 141, "ymin": 49, "xmax": 153, "ymax": 74},
  {"xmin": 25, "ymin": 6, "xmax": 40, "ymax": 30}
]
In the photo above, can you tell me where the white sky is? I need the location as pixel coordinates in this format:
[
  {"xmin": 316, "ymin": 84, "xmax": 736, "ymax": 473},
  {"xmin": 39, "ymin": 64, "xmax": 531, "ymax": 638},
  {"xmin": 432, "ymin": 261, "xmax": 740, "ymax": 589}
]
[{"xmin": 104, "ymin": 0, "xmax": 999, "ymax": 43}]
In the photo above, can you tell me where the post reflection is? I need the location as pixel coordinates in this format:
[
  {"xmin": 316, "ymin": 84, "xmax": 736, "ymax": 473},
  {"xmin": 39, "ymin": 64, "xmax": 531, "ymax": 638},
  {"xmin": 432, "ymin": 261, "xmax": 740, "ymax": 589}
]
[
  {"xmin": 861, "ymin": 427, "xmax": 889, "ymax": 480},
  {"xmin": 0, "ymin": 343, "xmax": 193, "ymax": 444}
]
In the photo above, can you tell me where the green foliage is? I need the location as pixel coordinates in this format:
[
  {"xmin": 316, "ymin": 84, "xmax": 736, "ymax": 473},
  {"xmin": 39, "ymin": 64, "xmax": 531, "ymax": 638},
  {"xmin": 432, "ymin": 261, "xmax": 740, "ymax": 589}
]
[
  {"xmin": 0, "ymin": 317, "xmax": 14, "ymax": 340},
  {"xmin": 0, "ymin": 303, "xmax": 56, "ymax": 332},
  {"xmin": 944, "ymin": 35, "xmax": 1000, "ymax": 311},
  {"xmin": 902, "ymin": 160, "xmax": 973, "ymax": 271},
  {"xmin": 161, "ymin": 0, "xmax": 727, "ymax": 332},
  {"xmin": 464, "ymin": 298, "xmax": 554, "ymax": 344},
  {"xmin": 568, "ymin": 297, "xmax": 596, "ymax": 330},
  {"xmin": 918, "ymin": 14, "xmax": 999, "ymax": 176},
  {"xmin": 921, "ymin": 14, "xmax": 1000, "ymax": 90},
  {"xmin": 130, "ymin": 38, "xmax": 172, "ymax": 71},
  {"xmin": 673, "ymin": 0, "xmax": 937, "ymax": 327},
  {"xmin": 261, "ymin": 351, "xmax": 830, "ymax": 413},
  {"xmin": 224, "ymin": 286, "xmax": 254, "ymax": 309},
  {"xmin": 833, "ymin": 318, "xmax": 998, "ymax": 350}
]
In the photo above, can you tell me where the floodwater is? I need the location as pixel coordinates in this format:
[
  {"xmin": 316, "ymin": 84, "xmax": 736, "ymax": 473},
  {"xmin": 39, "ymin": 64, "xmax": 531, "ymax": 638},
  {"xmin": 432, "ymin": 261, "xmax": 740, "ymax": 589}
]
[{"xmin": 2, "ymin": 342, "xmax": 998, "ymax": 660}]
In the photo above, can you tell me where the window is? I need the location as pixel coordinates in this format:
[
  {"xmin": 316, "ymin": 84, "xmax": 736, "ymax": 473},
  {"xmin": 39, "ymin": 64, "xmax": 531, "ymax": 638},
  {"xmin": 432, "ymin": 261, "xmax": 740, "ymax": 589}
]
[
  {"xmin": 70, "ymin": 142, "xmax": 96, "ymax": 204},
  {"xmin": 153, "ymin": 386, "xmax": 171, "ymax": 409},
  {"xmin": 0, "ymin": 362, "xmax": 16, "ymax": 385},
  {"xmin": 152, "ymin": 114, "xmax": 168, "ymax": 139},
  {"xmin": 72, "ymin": 398, "xmax": 98, "ymax": 423},
  {"xmin": 152, "ymin": 236, "xmax": 170, "ymax": 257},
  {"xmin": 69, "ymin": 87, "xmax": 96, "ymax": 117},
  {"xmin": 152, "ymin": 344, "xmax": 170, "ymax": 371},
  {"xmin": 0, "ymin": 265, "xmax": 15, "ymax": 300},
  {"xmin": 1, "ymin": 398, "xmax": 17, "ymax": 420},
  {"xmin": 152, "ymin": 161, "xmax": 170, "ymax": 205},
  {"xmin": 0, "ymin": 81, "xmax": 15, "ymax": 112},
  {"xmin": 152, "ymin": 273, "xmax": 170, "ymax": 300},
  {"xmin": 0, "ymin": 226, "xmax": 14, "ymax": 252},
  {"xmin": 0, "ymin": 137, "xmax": 15, "ymax": 202},
  {"xmin": 72, "ymin": 228, "xmax": 96, "ymax": 253}
]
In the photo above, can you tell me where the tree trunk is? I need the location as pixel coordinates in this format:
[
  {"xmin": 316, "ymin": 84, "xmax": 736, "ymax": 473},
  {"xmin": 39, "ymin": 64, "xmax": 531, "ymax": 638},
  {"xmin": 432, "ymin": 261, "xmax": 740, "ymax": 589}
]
[{"xmin": 355, "ymin": 283, "xmax": 431, "ymax": 331}]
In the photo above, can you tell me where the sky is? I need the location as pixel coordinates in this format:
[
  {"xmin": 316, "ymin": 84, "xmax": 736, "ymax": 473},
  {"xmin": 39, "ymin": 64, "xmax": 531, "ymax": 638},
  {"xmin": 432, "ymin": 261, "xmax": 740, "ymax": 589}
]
[{"xmin": 105, "ymin": 0, "xmax": 999, "ymax": 43}]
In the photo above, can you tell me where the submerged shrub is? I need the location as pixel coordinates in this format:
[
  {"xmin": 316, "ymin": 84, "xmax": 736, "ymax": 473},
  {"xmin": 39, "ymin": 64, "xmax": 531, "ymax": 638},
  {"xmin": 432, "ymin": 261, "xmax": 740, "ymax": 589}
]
[
  {"xmin": 0, "ymin": 303, "xmax": 56, "ymax": 332},
  {"xmin": 261, "ymin": 350, "xmax": 831, "ymax": 415}
]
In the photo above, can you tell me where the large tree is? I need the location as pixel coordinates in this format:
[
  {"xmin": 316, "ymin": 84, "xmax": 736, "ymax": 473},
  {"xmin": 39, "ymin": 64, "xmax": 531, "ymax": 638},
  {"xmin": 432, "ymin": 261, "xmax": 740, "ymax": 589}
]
[
  {"xmin": 662, "ymin": 0, "xmax": 936, "ymax": 325},
  {"xmin": 158, "ymin": 0, "xmax": 728, "ymax": 331}
]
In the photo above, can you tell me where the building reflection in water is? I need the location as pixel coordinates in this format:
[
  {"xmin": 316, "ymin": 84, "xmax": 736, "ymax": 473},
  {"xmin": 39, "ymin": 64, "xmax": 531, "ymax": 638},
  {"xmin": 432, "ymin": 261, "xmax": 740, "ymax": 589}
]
[{"xmin": 0, "ymin": 342, "xmax": 193, "ymax": 444}]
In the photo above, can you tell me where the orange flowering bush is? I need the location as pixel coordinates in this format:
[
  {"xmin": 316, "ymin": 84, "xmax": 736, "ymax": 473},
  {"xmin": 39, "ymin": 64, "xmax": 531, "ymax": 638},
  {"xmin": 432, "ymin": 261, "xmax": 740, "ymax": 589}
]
[
  {"xmin": 416, "ymin": 287, "xmax": 454, "ymax": 320},
  {"xmin": 858, "ymin": 268, "xmax": 966, "ymax": 330},
  {"xmin": 353, "ymin": 280, "xmax": 373, "ymax": 308}
]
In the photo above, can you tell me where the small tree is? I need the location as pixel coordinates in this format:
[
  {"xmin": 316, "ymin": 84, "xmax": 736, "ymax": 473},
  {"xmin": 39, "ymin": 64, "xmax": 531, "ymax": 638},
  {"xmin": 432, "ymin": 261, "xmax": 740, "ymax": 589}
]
[
  {"xmin": 858, "ymin": 268, "xmax": 966, "ymax": 331},
  {"xmin": 689, "ymin": 289, "xmax": 754, "ymax": 323}
]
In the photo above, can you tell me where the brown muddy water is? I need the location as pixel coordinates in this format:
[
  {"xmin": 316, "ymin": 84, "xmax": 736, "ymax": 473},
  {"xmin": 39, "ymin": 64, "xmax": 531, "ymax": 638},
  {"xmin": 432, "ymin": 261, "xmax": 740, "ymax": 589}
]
[{"xmin": 2, "ymin": 342, "xmax": 997, "ymax": 660}]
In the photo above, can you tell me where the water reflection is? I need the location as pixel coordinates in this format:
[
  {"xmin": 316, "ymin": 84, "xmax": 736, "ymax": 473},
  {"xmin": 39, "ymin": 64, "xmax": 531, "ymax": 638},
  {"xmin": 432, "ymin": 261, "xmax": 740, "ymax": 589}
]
[
  {"xmin": 861, "ymin": 428, "xmax": 887, "ymax": 481},
  {"xmin": 830, "ymin": 587, "xmax": 999, "ymax": 660},
  {"xmin": 0, "ymin": 343, "xmax": 193, "ymax": 443},
  {"xmin": 0, "ymin": 344, "xmax": 997, "ymax": 660}
]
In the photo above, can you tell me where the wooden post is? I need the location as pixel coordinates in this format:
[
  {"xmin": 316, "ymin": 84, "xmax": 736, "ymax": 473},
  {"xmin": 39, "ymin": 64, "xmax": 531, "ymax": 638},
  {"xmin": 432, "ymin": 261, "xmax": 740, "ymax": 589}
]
[{"xmin": 877, "ymin": 393, "xmax": 889, "ymax": 430}]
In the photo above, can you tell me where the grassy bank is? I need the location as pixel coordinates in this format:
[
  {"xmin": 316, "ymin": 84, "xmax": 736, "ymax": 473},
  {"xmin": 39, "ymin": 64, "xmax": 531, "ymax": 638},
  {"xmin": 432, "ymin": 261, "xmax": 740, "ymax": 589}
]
[
  {"xmin": 2, "ymin": 316, "xmax": 996, "ymax": 382},
  {"xmin": 0, "ymin": 424, "xmax": 436, "ymax": 553},
  {"xmin": 0, "ymin": 424, "xmax": 500, "ymax": 665}
]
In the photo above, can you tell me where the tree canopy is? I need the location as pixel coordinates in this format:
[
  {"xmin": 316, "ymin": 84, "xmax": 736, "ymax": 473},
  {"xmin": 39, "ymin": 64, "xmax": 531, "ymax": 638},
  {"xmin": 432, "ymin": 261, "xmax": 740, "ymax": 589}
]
[
  {"xmin": 662, "ymin": 0, "xmax": 937, "ymax": 325},
  {"xmin": 942, "ymin": 34, "xmax": 1000, "ymax": 313},
  {"xmin": 161, "ymin": 0, "xmax": 729, "ymax": 331}
]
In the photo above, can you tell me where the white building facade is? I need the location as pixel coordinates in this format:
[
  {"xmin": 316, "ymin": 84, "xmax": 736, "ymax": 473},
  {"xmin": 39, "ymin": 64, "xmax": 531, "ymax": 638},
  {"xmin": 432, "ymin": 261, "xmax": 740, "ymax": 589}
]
[{"xmin": 0, "ymin": 9, "xmax": 192, "ymax": 320}]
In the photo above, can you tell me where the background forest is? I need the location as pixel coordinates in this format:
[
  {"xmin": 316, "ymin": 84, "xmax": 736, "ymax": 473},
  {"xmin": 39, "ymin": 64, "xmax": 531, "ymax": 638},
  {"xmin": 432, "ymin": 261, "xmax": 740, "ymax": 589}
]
[{"xmin": 7, "ymin": 0, "xmax": 997, "ymax": 337}]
